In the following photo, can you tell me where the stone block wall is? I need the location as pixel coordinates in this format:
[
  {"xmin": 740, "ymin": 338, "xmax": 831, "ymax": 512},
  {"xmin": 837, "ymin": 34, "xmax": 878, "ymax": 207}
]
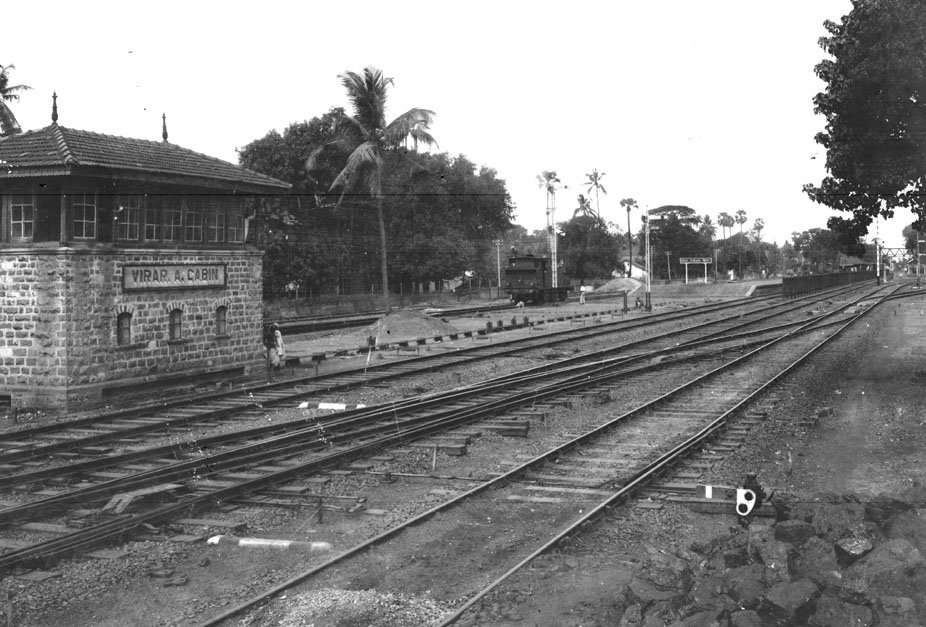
[{"xmin": 0, "ymin": 247, "xmax": 264, "ymax": 411}]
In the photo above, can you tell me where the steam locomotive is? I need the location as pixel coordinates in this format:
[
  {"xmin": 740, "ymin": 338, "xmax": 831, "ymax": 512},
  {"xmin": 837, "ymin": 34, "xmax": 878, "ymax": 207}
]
[{"xmin": 503, "ymin": 255, "xmax": 570, "ymax": 304}]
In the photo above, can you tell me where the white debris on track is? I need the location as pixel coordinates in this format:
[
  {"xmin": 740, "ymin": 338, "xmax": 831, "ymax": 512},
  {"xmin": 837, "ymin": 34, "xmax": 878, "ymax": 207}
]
[{"xmin": 258, "ymin": 588, "xmax": 452, "ymax": 627}]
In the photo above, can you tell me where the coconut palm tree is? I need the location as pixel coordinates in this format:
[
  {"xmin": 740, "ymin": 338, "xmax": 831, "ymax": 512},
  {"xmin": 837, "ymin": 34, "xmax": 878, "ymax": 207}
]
[
  {"xmin": 752, "ymin": 217, "xmax": 765, "ymax": 272},
  {"xmin": 305, "ymin": 66, "xmax": 436, "ymax": 297},
  {"xmin": 735, "ymin": 209, "xmax": 748, "ymax": 276},
  {"xmin": 572, "ymin": 194, "xmax": 594, "ymax": 219},
  {"xmin": 0, "ymin": 64, "xmax": 31, "ymax": 136},
  {"xmin": 584, "ymin": 169, "xmax": 607, "ymax": 219},
  {"xmin": 717, "ymin": 212, "xmax": 734, "ymax": 272},
  {"xmin": 700, "ymin": 214, "xmax": 717, "ymax": 241}
]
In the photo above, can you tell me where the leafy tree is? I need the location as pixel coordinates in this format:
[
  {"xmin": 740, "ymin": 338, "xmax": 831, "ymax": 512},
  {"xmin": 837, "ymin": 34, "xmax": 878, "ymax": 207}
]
[
  {"xmin": 0, "ymin": 64, "xmax": 31, "ymax": 136},
  {"xmin": 805, "ymin": 0, "xmax": 926, "ymax": 232},
  {"xmin": 305, "ymin": 66, "xmax": 437, "ymax": 297},
  {"xmin": 644, "ymin": 206, "xmax": 712, "ymax": 280},
  {"xmin": 560, "ymin": 214, "xmax": 621, "ymax": 281},
  {"xmin": 381, "ymin": 152, "xmax": 513, "ymax": 289},
  {"xmin": 902, "ymin": 224, "xmax": 922, "ymax": 254},
  {"xmin": 239, "ymin": 110, "xmax": 358, "ymax": 295},
  {"xmin": 791, "ymin": 229, "xmax": 834, "ymax": 272},
  {"xmin": 242, "ymin": 112, "xmax": 513, "ymax": 296},
  {"xmin": 584, "ymin": 169, "xmax": 607, "ymax": 218}
]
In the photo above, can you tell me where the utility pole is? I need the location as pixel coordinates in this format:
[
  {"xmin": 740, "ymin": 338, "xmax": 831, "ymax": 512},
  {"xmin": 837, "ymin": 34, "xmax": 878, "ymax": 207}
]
[
  {"xmin": 626, "ymin": 205, "xmax": 632, "ymax": 278},
  {"xmin": 666, "ymin": 251, "xmax": 671, "ymax": 282},
  {"xmin": 643, "ymin": 209, "xmax": 652, "ymax": 311},
  {"xmin": 496, "ymin": 240, "xmax": 502, "ymax": 297},
  {"xmin": 918, "ymin": 233, "xmax": 923, "ymax": 287}
]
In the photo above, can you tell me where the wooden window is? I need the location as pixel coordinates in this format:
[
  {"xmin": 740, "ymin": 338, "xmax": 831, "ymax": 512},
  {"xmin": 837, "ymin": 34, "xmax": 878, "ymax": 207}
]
[
  {"xmin": 169, "ymin": 309, "xmax": 183, "ymax": 340},
  {"xmin": 116, "ymin": 196, "xmax": 142, "ymax": 241},
  {"xmin": 215, "ymin": 306, "xmax": 227, "ymax": 335},
  {"xmin": 162, "ymin": 197, "xmax": 182, "ymax": 242},
  {"xmin": 144, "ymin": 196, "xmax": 160, "ymax": 241},
  {"xmin": 117, "ymin": 312, "xmax": 132, "ymax": 346},
  {"xmin": 10, "ymin": 194, "xmax": 34, "ymax": 240},
  {"xmin": 184, "ymin": 198, "xmax": 204, "ymax": 243},
  {"xmin": 72, "ymin": 193, "xmax": 97, "ymax": 239},
  {"xmin": 228, "ymin": 202, "xmax": 245, "ymax": 243},
  {"xmin": 206, "ymin": 201, "xmax": 225, "ymax": 243}
]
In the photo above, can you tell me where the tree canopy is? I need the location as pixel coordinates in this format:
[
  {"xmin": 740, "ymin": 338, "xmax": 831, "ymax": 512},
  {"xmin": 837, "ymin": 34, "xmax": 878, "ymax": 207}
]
[
  {"xmin": 239, "ymin": 112, "xmax": 513, "ymax": 296},
  {"xmin": 805, "ymin": 0, "xmax": 926, "ymax": 232},
  {"xmin": 305, "ymin": 66, "xmax": 438, "ymax": 297},
  {"xmin": 0, "ymin": 64, "xmax": 31, "ymax": 136}
]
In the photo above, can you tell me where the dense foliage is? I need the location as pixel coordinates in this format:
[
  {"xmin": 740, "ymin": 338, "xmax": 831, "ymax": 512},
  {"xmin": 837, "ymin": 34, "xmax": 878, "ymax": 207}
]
[
  {"xmin": 238, "ymin": 113, "xmax": 514, "ymax": 297},
  {"xmin": 805, "ymin": 0, "xmax": 926, "ymax": 233}
]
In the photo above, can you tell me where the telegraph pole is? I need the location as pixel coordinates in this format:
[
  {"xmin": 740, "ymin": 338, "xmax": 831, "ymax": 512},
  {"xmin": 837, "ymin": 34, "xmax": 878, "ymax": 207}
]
[
  {"xmin": 643, "ymin": 209, "xmax": 652, "ymax": 311},
  {"xmin": 495, "ymin": 240, "xmax": 502, "ymax": 297},
  {"xmin": 918, "ymin": 233, "xmax": 923, "ymax": 287}
]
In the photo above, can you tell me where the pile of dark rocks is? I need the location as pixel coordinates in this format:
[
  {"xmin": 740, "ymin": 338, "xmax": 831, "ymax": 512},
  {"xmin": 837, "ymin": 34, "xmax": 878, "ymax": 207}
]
[{"xmin": 618, "ymin": 492, "xmax": 926, "ymax": 626}]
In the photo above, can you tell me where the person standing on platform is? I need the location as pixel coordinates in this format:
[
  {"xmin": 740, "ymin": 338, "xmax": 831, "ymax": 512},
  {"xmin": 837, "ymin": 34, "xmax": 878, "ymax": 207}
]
[
  {"xmin": 579, "ymin": 282, "xmax": 586, "ymax": 304},
  {"xmin": 272, "ymin": 323, "xmax": 285, "ymax": 369},
  {"xmin": 265, "ymin": 323, "xmax": 285, "ymax": 371}
]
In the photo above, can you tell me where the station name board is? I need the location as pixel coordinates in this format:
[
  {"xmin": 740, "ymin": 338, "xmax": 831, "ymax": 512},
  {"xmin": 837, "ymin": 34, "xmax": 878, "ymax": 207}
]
[
  {"xmin": 123, "ymin": 264, "xmax": 227, "ymax": 290},
  {"xmin": 679, "ymin": 257, "xmax": 713, "ymax": 264}
]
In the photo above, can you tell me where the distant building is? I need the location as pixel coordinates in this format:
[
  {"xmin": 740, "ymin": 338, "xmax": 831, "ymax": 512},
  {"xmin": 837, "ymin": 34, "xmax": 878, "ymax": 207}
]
[
  {"xmin": 0, "ymin": 97, "xmax": 290, "ymax": 412},
  {"xmin": 617, "ymin": 259, "xmax": 648, "ymax": 281}
]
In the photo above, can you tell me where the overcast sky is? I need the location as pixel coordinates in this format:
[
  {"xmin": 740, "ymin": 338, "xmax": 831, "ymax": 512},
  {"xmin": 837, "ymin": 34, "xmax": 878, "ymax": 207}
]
[{"xmin": 4, "ymin": 0, "xmax": 908, "ymax": 248}]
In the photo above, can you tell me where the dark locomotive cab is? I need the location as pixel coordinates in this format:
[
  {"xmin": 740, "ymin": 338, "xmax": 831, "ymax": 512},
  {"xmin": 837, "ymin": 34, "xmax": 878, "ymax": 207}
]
[{"xmin": 503, "ymin": 255, "xmax": 569, "ymax": 304}]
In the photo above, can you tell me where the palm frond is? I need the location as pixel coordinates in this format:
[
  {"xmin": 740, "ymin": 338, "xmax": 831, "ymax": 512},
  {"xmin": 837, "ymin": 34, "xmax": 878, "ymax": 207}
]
[
  {"xmin": 0, "ymin": 64, "xmax": 31, "ymax": 102},
  {"xmin": 332, "ymin": 114, "xmax": 367, "ymax": 142},
  {"xmin": 0, "ymin": 101, "xmax": 22, "ymax": 136},
  {"xmin": 385, "ymin": 108, "xmax": 437, "ymax": 148},
  {"xmin": 330, "ymin": 141, "xmax": 384, "ymax": 197},
  {"xmin": 304, "ymin": 144, "xmax": 327, "ymax": 174}
]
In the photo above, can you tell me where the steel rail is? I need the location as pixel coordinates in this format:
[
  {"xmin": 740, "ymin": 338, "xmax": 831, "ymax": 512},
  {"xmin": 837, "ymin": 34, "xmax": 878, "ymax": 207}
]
[
  {"xmin": 0, "ymin": 291, "xmax": 866, "ymax": 499},
  {"xmin": 194, "ymin": 284, "xmax": 898, "ymax": 627},
  {"xmin": 0, "ymin": 294, "xmax": 775, "ymax": 445},
  {"xmin": 433, "ymin": 285, "xmax": 902, "ymax": 625},
  {"xmin": 0, "ymin": 291, "xmax": 820, "ymax": 465},
  {"xmin": 0, "ymin": 307, "xmax": 848, "ymax": 573},
  {"xmin": 0, "ymin": 286, "xmax": 853, "ymax": 458},
  {"xmin": 0, "ymin": 284, "xmax": 885, "ymax": 525}
]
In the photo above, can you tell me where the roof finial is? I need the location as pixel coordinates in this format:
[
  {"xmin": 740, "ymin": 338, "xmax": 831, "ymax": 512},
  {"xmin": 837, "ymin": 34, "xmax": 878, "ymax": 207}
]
[
  {"xmin": 52, "ymin": 92, "xmax": 58, "ymax": 123},
  {"xmin": 161, "ymin": 113, "xmax": 168, "ymax": 142}
]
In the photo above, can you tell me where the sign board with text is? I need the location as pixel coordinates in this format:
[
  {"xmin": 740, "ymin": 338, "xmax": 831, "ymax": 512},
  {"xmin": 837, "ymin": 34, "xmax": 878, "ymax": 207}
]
[
  {"xmin": 123, "ymin": 264, "xmax": 227, "ymax": 290},
  {"xmin": 680, "ymin": 257, "xmax": 713, "ymax": 264}
]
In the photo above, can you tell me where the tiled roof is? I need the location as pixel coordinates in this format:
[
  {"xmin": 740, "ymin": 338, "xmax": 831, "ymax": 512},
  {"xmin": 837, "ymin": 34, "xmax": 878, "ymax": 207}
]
[{"xmin": 0, "ymin": 124, "xmax": 290, "ymax": 191}]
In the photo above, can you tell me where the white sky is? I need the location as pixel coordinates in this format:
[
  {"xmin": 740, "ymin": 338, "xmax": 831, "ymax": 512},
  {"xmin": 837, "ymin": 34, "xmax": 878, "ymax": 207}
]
[{"xmin": 3, "ymin": 0, "xmax": 909, "ymax": 248}]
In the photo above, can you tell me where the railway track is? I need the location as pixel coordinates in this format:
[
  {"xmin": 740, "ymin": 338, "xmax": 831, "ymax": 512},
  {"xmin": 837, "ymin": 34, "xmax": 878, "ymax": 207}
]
[
  {"xmin": 0, "ymin": 286, "xmax": 866, "ymax": 488},
  {"xmin": 0, "ymin": 283, "xmax": 900, "ymax": 626},
  {"xmin": 192, "ymin": 283, "xmax": 903, "ymax": 627},
  {"xmin": 0, "ymin": 286, "xmax": 856, "ymax": 470},
  {"xmin": 0, "ymin": 285, "xmax": 892, "ymax": 581}
]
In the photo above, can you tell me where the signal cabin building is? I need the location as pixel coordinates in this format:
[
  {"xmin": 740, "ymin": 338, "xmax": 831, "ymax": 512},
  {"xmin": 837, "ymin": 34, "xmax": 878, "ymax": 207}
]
[{"xmin": 0, "ymin": 104, "xmax": 290, "ymax": 412}]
